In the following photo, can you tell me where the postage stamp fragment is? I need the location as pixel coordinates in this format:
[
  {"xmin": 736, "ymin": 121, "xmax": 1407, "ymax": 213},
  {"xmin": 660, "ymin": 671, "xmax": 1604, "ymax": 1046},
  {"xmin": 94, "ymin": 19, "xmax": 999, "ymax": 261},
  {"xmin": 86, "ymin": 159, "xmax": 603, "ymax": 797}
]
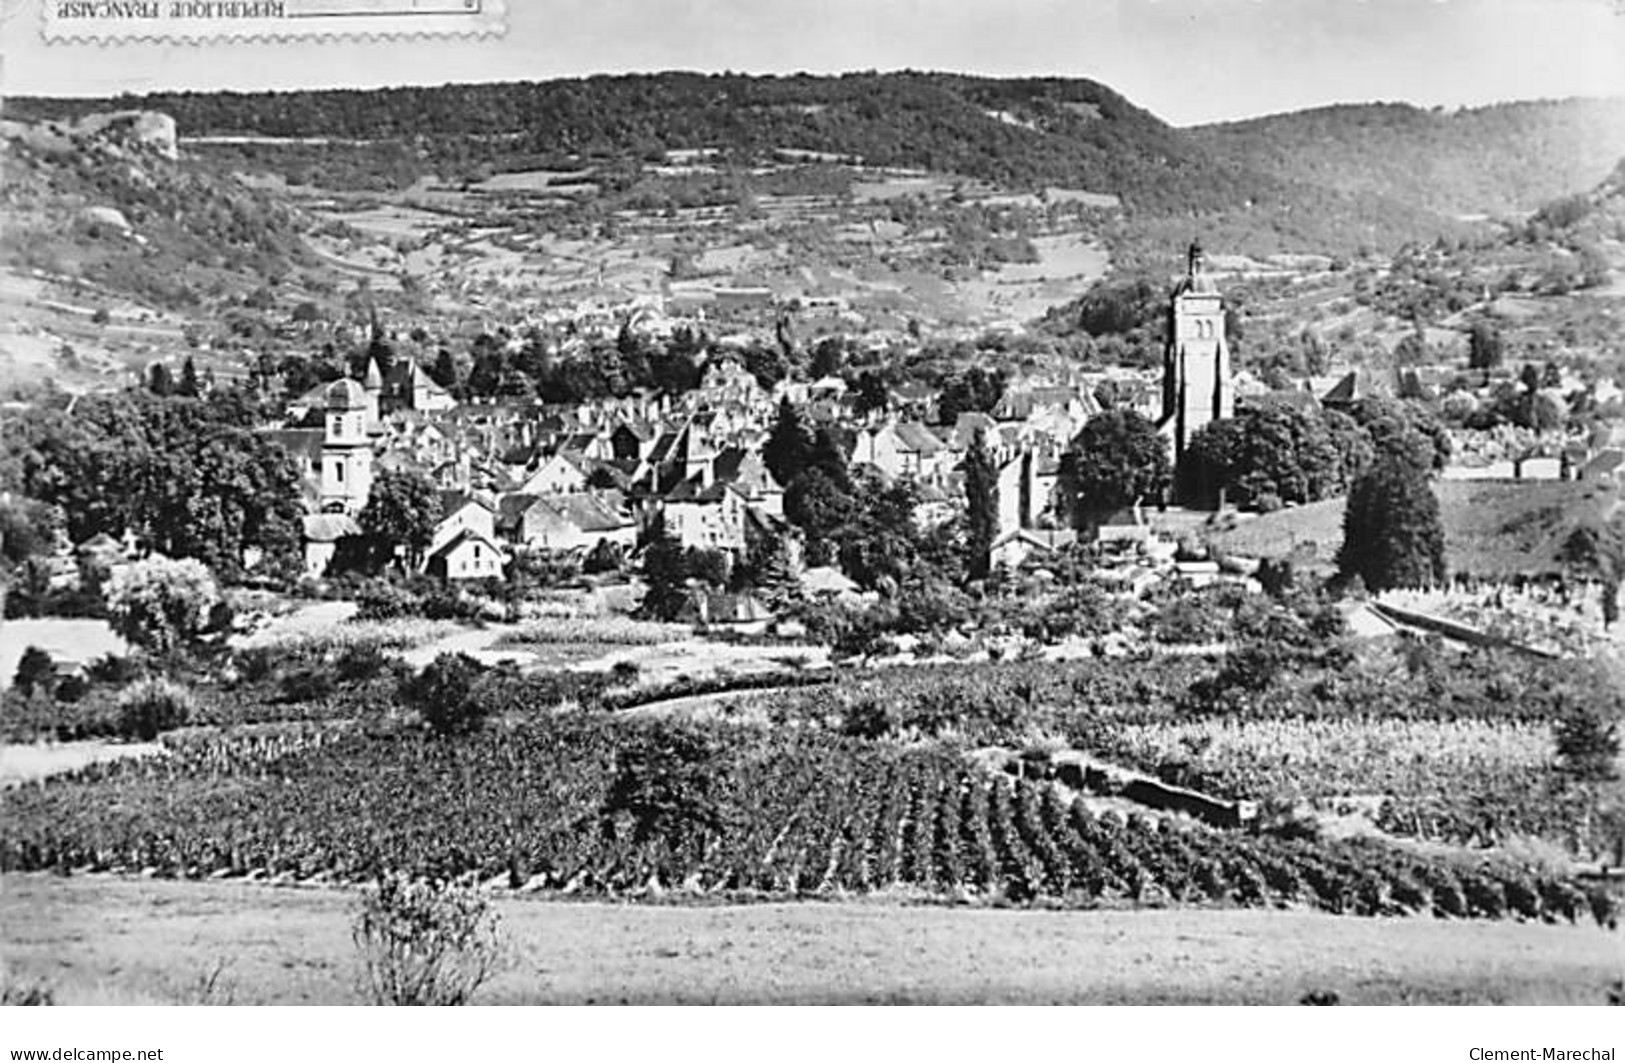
[{"xmin": 43, "ymin": 0, "xmax": 506, "ymax": 41}]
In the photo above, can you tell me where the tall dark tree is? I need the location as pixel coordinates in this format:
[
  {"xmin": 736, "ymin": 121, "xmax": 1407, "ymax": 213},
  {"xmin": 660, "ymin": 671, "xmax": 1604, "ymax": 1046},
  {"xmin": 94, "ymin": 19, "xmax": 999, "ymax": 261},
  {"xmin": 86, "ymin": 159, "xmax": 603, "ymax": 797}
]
[
  {"xmin": 937, "ymin": 367, "xmax": 1006, "ymax": 426},
  {"xmin": 1467, "ymin": 321, "xmax": 1505, "ymax": 371},
  {"xmin": 963, "ymin": 427, "xmax": 999, "ymax": 580},
  {"xmin": 147, "ymin": 363, "xmax": 174, "ymax": 397},
  {"xmin": 810, "ymin": 337, "xmax": 847, "ymax": 379},
  {"xmin": 1338, "ymin": 454, "xmax": 1447, "ymax": 592},
  {"xmin": 364, "ymin": 311, "xmax": 395, "ymax": 376},
  {"xmin": 639, "ymin": 514, "xmax": 689, "ymax": 622},
  {"xmin": 852, "ymin": 370, "xmax": 891, "ymax": 417},
  {"xmin": 807, "ymin": 427, "xmax": 850, "ymax": 490},
  {"xmin": 785, "ymin": 467, "xmax": 857, "ymax": 569},
  {"xmin": 12, "ymin": 646, "xmax": 56, "ymax": 697},
  {"xmin": 177, "ymin": 356, "xmax": 202, "ymax": 398},
  {"xmin": 774, "ymin": 310, "xmax": 799, "ymax": 367},
  {"xmin": 762, "ymin": 398, "xmax": 814, "ymax": 488},
  {"xmin": 737, "ymin": 520, "xmax": 799, "ymax": 606},
  {"xmin": 1058, "ymin": 409, "xmax": 1172, "ymax": 525},
  {"xmin": 359, "ymin": 469, "xmax": 443, "ymax": 570},
  {"xmin": 429, "ymin": 348, "xmax": 463, "ymax": 393},
  {"xmin": 1559, "ymin": 523, "xmax": 1625, "ymax": 629}
]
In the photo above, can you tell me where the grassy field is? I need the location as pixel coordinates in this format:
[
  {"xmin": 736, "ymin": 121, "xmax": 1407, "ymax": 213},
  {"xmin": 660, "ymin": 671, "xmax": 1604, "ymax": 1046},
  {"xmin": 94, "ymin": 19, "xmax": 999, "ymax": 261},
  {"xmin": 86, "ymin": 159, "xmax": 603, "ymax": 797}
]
[
  {"xmin": 3, "ymin": 875, "xmax": 1619, "ymax": 1005},
  {"xmin": 1205, "ymin": 480, "xmax": 1622, "ymax": 577}
]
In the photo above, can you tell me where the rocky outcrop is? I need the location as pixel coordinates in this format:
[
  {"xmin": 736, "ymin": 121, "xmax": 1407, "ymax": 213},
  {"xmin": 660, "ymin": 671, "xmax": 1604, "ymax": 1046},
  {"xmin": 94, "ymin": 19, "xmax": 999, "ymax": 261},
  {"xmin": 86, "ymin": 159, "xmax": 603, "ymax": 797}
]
[
  {"xmin": 74, "ymin": 111, "xmax": 178, "ymax": 161},
  {"xmin": 2, "ymin": 110, "xmax": 179, "ymax": 162}
]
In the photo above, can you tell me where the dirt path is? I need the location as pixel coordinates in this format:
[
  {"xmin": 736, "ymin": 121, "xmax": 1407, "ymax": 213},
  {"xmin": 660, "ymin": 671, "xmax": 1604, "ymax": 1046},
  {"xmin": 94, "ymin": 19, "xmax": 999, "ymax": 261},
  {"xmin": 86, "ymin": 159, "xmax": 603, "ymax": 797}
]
[
  {"xmin": 0, "ymin": 741, "xmax": 163, "ymax": 788},
  {"xmin": 3, "ymin": 875, "xmax": 1619, "ymax": 1004},
  {"xmin": 396, "ymin": 625, "xmax": 523, "ymax": 669}
]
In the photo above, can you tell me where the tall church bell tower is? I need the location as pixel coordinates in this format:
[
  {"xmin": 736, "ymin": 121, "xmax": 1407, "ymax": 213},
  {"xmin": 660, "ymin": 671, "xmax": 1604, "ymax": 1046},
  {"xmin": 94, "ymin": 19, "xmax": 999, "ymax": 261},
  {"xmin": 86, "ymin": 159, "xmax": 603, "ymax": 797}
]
[{"xmin": 1159, "ymin": 241, "xmax": 1233, "ymax": 496}]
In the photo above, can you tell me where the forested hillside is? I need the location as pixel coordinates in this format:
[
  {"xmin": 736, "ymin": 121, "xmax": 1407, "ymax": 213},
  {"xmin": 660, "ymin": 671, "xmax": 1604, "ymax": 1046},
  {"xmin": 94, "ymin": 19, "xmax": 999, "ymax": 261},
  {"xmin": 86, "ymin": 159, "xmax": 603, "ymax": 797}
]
[
  {"xmin": 12, "ymin": 72, "xmax": 1452, "ymax": 255},
  {"xmin": 1191, "ymin": 98, "xmax": 1625, "ymax": 219}
]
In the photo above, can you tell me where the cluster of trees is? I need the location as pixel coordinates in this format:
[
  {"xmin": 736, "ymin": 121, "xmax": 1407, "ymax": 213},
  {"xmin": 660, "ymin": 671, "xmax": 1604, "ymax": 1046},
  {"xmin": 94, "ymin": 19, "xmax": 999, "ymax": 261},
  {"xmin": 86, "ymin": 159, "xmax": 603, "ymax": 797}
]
[
  {"xmin": 639, "ymin": 399, "xmax": 986, "ymax": 622},
  {"xmin": 0, "ymin": 387, "xmax": 305, "ymax": 583},
  {"xmin": 765, "ymin": 401, "xmax": 962, "ymax": 588},
  {"xmin": 1181, "ymin": 399, "xmax": 1441, "ymax": 511}
]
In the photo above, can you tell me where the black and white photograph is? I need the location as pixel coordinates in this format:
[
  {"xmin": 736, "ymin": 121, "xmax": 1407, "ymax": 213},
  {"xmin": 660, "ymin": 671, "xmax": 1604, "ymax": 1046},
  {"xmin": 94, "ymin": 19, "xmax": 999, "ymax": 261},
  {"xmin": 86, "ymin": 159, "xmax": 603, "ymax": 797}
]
[{"xmin": 1, "ymin": 0, "xmax": 1624, "ymax": 1035}]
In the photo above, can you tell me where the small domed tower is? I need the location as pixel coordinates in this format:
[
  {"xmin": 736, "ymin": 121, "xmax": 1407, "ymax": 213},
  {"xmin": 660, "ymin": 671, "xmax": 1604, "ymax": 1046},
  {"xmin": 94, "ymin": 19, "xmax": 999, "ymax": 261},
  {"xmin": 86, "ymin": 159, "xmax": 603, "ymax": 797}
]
[{"xmin": 320, "ymin": 378, "xmax": 374, "ymax": 515}]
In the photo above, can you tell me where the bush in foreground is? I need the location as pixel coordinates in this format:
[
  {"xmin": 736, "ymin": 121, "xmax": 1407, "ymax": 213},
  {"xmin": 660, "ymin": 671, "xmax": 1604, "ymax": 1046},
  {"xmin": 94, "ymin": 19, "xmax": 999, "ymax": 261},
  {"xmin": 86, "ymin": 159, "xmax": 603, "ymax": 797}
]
[
  {"xmin": 404, "ymin": 653, "xmax": 486, "ymax": 737},
  {"xmin": 115, "ymin": 678, "xmax": 194, "ymax": 741},
  {"xmin": 352, "ymin": 874, "xmax": 500, "ymax": 1006},
  {"xmin": 105, "ymin": 556, "xmax": 220, "ymax": 656}
]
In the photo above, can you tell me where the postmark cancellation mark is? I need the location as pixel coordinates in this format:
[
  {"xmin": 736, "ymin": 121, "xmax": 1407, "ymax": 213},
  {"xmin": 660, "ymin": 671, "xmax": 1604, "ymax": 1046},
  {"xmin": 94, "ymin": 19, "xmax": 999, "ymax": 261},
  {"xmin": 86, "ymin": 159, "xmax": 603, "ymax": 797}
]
[{"xmin": 44, "ymin": 0, "xmax": 505, "ymax": 41}]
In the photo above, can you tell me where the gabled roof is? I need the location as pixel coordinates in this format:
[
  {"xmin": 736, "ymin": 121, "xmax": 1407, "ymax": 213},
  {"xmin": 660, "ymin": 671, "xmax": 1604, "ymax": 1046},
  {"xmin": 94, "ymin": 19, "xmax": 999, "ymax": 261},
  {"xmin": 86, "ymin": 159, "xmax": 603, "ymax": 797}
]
[
  {"xmin": 664, "ymin": 475, "xmax": 730, "ymax": 505},
  {"xmin": 497, "ymin": 492, "xmax": 543, "ymax": 529},
  {"xmin": 427, "ymin": 526, "xmax": 506, "ymax": 562},
  {"xmin": 892, "ymin": 421, "xmax": 945, "ymax": 454},
  {"xmin": 437, "ymin": 490, "xmax": 493, "ymax": 516},
  {"xmin": 801, "ymin": 565, "xmax": 861, "ymax": 595},
  {"xmin": 546, "ymin": 492, "xmax": 634, "ymax": 533},
  {"xmin": 993, "ymin": 527, "xmax": 1077, "ymax": 552},
  {"xmin": 1321, "ymin": 370, "xmax": 1374, "ymax": 407},
  {"xmin": 950, "ymin": 411, "xmax": 998, "ymax": 449},
  {"xmin": 613, "ymin": 419, "xmax": 658, "ymax": 441}
]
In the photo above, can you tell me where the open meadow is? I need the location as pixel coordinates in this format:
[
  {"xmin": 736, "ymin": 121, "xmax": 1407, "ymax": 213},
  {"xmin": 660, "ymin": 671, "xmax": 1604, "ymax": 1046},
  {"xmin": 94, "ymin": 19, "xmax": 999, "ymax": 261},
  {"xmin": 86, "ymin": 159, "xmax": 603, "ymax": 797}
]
[{"xmin": 3, "ymin": 874, "xmax": 1620, "ymax": 1005}]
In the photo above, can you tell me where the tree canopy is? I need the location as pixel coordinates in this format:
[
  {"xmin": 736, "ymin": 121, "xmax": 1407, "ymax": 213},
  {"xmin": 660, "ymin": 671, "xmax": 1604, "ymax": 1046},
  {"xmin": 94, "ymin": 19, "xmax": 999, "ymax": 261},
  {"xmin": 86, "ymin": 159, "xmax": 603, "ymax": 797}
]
[
  {"xmin": 359, "ymin": 469, "xmax": 443, "ymax": 570},
  {"xmin": 0, "ymin": 390, "xmax": 304, "ymax": 580},
  {"xmin": 1058, "ymin": 409, "xmax": 1172, "ymax": 522},
  {"xmin": 1185, "ymin": 402, "xmax": 1368, "ymax": 510},
  {"xmin": 105, "ymin": 555, "xmax": 221, "ymax": 656}
]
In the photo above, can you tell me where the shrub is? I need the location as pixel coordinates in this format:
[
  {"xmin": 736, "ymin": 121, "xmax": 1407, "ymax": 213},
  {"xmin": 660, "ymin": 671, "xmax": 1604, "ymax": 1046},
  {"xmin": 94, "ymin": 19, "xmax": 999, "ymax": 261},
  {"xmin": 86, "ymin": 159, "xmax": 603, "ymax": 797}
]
[
  {"xmin": 842, "ymin": 696, "xmax": 897, "ymax": 739},
  {"xmin": 352, "ymin": 874, "xmax": 501, "ymax": 1006},
  {"xmin": 12, "ymin": 647, "xmax": 55, "ymax": 697},
  {"xmin": 84, "ymin": 653, "xmax": 143, "ymax": 688},
  {"xmin": 116, "ymin": 678, "xmax": 194, "ymax": 741},
  {"xmin": 277, "ymin": 666, "xmax": 336, "ymax": 704},
  {"xmin": 334, "ymin": 642, "xmax": 393, "ymax": 685},
  {"xmin": 1555, "ymin": 703, "xmax": 1621, "ymax": 782},
  {"xmin": 231, "ymin": 645, "xmax": 281, "ymax": 685},
  {"xmin": 105, "ymin": 556, "xmax": 220, "ymax": 656},
  {"xmin": 53, "ymin": 674, "xmax": 89, "ymax": 704},
  {"xmin": 404, "ymin": 653, "xmax": 487, "ymax": 736},
  {"xmin": 353, "ymin": 578, "xmax": 419, "ymax": 621},
  {"xmin": 1, "ymin": 977, "xmax": 55, "ymax": 1006}
]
